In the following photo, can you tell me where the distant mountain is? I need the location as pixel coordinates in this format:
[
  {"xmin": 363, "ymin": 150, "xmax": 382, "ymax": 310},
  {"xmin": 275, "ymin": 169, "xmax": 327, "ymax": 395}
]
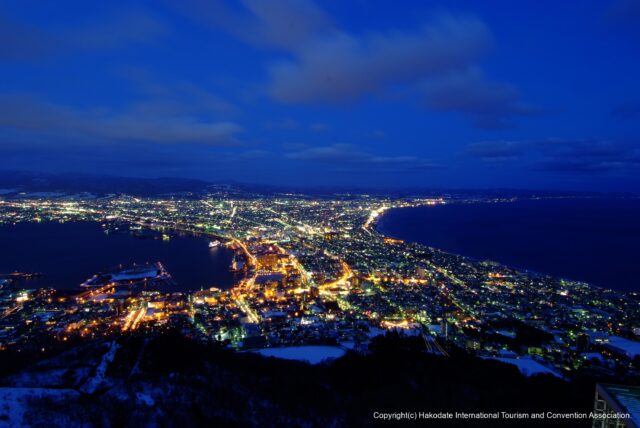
[
  {"xmin": 0, "ymin": 171, "xmax": 217, "ymax": 196},
  {"xmin": 0, "ymin": 170, "xmax": 633, "ymax": 198}
]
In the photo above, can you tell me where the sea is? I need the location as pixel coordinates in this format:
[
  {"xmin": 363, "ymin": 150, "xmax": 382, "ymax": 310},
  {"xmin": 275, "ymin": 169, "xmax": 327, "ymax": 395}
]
[
  {"xmin": 377, "ymin": 197, "xmax": 640, "ymax": 292},
  {"xmin": 0, "ymin": 221, "xmax": 237, "ymax": 291}
]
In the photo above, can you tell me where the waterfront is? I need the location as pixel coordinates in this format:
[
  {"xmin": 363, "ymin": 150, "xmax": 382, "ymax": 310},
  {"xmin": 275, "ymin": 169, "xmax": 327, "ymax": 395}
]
[
  {"xmin": 0, "ymin": 193, "xmax": 638, "ymax": 388},
  {"xmin": 0, "ymin": 221, "xmax": 237, "ymax": 291},
  {"xmin": 377, "ymin": 198, "xmax": 640, "ymax": 291}
]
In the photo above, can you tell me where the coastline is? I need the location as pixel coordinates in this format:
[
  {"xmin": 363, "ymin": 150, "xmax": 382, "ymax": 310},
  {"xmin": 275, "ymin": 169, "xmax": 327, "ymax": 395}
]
[
  {"xmin": 374, "ymin": 198, "xmax": 639, "ymax": 292},
  {"xmin": 0, "ymin": 220, "xmax": 237, "ymax": 292}
]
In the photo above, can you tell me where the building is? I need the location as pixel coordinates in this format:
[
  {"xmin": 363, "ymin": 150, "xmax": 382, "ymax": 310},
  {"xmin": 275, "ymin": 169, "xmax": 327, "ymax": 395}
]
[{"xmin": 593, "ymin": 384, "xmax": 640, "ymax": 428}]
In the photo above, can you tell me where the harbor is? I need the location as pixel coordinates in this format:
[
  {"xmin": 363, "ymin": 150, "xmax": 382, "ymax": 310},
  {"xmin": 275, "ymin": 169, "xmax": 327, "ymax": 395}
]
[{"xmin": 0, "ymin": 221, "xmax": 239, "ymax": 292}]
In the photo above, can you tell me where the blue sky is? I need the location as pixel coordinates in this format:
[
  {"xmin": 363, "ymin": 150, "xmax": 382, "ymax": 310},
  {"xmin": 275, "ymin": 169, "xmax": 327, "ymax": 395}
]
[{"xmin": 1, "ymin": 0, "xmax": 639, "ymax": 190}]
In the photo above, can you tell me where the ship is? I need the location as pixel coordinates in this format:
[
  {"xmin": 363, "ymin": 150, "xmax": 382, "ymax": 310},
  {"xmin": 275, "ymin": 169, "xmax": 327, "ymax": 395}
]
[{"xmin": 209, "ymin": 240, "xmax": 221, "ymax": 248}]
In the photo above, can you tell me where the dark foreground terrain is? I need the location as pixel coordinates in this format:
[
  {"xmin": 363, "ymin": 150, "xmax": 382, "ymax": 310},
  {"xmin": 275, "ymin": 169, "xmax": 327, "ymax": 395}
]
[{"xmin": 0, "ymin": 332, "xmax": 597, "ymax": 427}]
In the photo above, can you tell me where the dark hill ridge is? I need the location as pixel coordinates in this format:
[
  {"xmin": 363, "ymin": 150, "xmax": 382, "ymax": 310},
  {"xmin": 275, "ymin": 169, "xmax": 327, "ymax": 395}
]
[
  {"xmin": 0, "ymin": 171, "xmax": 215, "ymax": 196},
  {"xmin": 1, "ymin": 170, "xmax": 630, "ymax": 198},
  {"xmin": 0, "ymin": 332, "xmax": 594, "ymax": 427}
]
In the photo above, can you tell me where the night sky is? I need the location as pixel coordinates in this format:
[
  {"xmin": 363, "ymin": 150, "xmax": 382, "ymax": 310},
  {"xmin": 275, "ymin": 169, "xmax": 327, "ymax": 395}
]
[{"xmin": 1, "ymin": 0, "xmax": 639, "ymax": 190}]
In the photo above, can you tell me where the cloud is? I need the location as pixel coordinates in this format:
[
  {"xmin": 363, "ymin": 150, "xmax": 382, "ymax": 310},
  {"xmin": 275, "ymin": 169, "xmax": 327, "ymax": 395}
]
[
  {"xmin": 0, "ymin": 16, "xmax": 55, "ymax": 61},
  {"xmin": 236, "ymin": 0, "xmax": 332, "ymax": 50},
  {"xmin": 462, "ymin": 138, "xmax": 640, "ymax": 173},
  {"xmin": 119, "ymin": 67, "xmax": 237, "ymax": 114},
  {"xmin": 310, "ymin": 122, "xmax": 328, "ymax": 132},
  {"xmin": 73, "ymin": 11, "xmax": 167, "ymax": 50},
  {"xmin": 423, "ymin": 68, "xmax": 541, "ymax": 129},
  {"xmin": 606, "ymin": 0, "xmax": 640, "ymax": 28},
  {"xmin": 611, "ymin": 102, "xmax": 640, "ymax": 119},
  {"xmin": 532, "ymin": 158, "xmax": 640, "ymax": 173},
  {"xmin": 368, "ymin": 130, "xmax": 386, "ymax": 140},
  {"xmin": 532, "ymin": 139, "xmax": 640, "ymax": 173},
  {"xmin": 285, "ymin": 144, "xmax": 439, "ymax": 172},
  {"xmin": 0, "ymin": 139, "xmax": 243, "ymax": 179},
  {"xmin": 268, "ymin": 14, "xmax": 491, "ymax": 103},
  {"xmin": 236, "ymin": 149, "xmax": 270, "ymax": 160},
  {"xmin": 461, "ymin": 141, "xmax": 526, "ymax": 161},
  {"xmin": 175, "ymin": 0, "xmax": 331, "ymax": 51},
  {"xmin": 0, "ymin": 95, "xmax": 242, "ymax": 145},
  {"xmin": 263, "ymin": 118, "xmax": 301, "ymax": 130},
  {"xmin": 178, "ymin": 1, "xmax": 535, "ymax": 129},
  {"xmin": 0, "ymin": 10, "xmax": 166, "ymax": 62}
]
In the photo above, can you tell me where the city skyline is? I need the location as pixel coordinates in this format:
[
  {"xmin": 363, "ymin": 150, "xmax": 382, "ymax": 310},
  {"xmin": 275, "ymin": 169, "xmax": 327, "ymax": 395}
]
[
  {"xmin": 1, "ymin": 0, "xmax": 639, "ymax": 191},
  {"xmin": 1, "ymin": 189, "xmax": 639, "ymax": 426}
]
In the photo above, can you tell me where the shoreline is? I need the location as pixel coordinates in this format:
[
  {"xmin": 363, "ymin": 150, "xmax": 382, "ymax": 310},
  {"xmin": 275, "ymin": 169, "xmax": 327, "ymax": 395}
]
[
  {"xmin": 374, "ymin": 199, "xmax": 635, "ymax": 293},
  {"xmin": 0, "ymin": 220, "xmax": 238, "ymax": 292}
]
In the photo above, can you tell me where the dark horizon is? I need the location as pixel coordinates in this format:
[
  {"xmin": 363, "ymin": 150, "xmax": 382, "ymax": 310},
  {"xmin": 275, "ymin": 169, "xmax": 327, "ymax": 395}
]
[{"xmin": 2, "ymin": 168, "xmax": 640, "ymax": 196}]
